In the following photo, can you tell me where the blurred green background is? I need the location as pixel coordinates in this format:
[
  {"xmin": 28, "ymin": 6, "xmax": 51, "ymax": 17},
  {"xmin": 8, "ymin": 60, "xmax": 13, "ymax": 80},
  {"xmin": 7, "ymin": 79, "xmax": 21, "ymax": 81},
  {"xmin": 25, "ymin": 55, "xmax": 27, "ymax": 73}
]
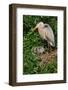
[{"xmin": 23, "ymin": 15, "xmax": 57, "ymax": 74}]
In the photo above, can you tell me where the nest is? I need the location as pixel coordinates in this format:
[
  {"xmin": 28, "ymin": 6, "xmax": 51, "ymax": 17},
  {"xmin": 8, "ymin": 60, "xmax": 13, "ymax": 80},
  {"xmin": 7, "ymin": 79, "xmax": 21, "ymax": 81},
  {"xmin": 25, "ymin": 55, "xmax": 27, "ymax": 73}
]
[
  {"xmin": 32, "ymin": 46, "xmax": 57, "ymax": 65},
  {"xmin": 39, "ymin": 49, "xmax": 57, "ymax": 64}
]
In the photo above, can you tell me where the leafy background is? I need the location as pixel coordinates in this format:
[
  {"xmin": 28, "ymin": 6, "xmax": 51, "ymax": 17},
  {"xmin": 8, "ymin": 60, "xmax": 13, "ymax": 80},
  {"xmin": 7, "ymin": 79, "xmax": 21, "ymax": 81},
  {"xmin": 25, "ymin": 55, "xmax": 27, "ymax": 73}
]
[{"xmin": 23, "ymin": 15, "xmax": 57, "ymax": 74}]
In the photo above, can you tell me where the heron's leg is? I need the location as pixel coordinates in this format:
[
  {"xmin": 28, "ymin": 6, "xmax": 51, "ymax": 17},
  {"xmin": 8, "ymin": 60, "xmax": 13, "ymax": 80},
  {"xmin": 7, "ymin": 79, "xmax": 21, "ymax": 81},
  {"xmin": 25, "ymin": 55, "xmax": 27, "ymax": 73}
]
[
  {"xmin": 43, "ymin": 40, "xmax": 46, "ymax": 48},
  {"xmin": 43, "ymin": 40, "xmax": 48, "ymax": 51},
  {"xmin": 48, "ymin": 43, "xmax": 50, "ymax": 52},
  {"xmin": 48, "ymin": 43, "xmax": 52, "ymax": 53},
  {"xmin": 50, "ymin": 45, "xmax": 52, "ymax": 52},
  {"xmin": 42, "ymin": 39, "xmax": 45, "ymax": 48}
]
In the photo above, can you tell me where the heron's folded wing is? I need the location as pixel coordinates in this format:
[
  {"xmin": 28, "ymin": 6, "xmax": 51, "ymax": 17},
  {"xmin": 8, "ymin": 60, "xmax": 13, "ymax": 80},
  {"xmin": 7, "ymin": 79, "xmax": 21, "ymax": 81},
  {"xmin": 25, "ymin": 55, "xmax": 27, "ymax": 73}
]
[{"xmin": 45, "ymin": 30, "xmax": 55, "ymax": 47}]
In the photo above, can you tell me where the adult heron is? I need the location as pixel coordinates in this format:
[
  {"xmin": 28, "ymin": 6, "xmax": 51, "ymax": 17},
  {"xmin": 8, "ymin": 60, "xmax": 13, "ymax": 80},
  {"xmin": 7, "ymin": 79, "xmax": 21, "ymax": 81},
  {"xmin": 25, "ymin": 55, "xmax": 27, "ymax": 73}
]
[{"xmin": 32, "ymin": 22, "xmax": 55, "ymax": 52}]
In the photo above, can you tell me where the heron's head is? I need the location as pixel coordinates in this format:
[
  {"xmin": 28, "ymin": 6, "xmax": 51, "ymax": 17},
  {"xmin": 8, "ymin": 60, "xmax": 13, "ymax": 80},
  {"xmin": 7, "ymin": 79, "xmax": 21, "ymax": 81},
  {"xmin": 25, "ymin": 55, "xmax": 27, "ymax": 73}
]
[{"xmin": 32, "ymin": 22, "xmax": 45, "ymax": 32}]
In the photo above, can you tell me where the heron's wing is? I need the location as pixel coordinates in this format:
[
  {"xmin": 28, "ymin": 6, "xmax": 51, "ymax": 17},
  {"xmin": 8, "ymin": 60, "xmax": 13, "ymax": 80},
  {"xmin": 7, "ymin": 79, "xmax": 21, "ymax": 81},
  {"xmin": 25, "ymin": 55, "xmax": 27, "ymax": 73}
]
[{"xmin": 45, "ymin": 27, "xmax": 55, "ymax": 47}]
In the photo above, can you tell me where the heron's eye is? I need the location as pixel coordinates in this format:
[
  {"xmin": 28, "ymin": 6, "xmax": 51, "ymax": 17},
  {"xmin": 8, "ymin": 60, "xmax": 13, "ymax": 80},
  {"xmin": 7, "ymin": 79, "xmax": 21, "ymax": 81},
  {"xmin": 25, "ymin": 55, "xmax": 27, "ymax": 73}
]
[{"xmin": 44, "ymin": 25, "xmax": 48, "ymax": 27}]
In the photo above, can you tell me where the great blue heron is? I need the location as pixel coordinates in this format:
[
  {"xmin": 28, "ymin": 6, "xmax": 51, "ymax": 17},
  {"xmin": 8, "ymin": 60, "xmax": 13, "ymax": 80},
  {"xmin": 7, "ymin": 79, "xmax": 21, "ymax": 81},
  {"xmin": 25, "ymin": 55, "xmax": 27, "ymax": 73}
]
[{"xmin": 32, "ymin": 22, "xmax": 55, "ymax": 52}]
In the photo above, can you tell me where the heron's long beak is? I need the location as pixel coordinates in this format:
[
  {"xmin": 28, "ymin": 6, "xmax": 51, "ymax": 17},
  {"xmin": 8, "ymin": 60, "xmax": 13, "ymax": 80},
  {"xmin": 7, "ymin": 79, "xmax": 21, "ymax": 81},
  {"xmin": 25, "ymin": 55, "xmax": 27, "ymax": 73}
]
[{"xmin": 32, "ymin": 26, "xmax": 38, "ymax": 32}]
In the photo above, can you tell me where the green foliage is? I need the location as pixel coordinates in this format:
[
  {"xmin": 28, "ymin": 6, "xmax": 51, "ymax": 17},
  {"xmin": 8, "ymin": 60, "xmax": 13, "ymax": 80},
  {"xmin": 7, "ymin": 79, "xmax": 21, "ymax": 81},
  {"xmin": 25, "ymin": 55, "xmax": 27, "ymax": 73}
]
[{"xmin": 23, "ymin": 15, "xmax": 57, "ymax": 74}]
